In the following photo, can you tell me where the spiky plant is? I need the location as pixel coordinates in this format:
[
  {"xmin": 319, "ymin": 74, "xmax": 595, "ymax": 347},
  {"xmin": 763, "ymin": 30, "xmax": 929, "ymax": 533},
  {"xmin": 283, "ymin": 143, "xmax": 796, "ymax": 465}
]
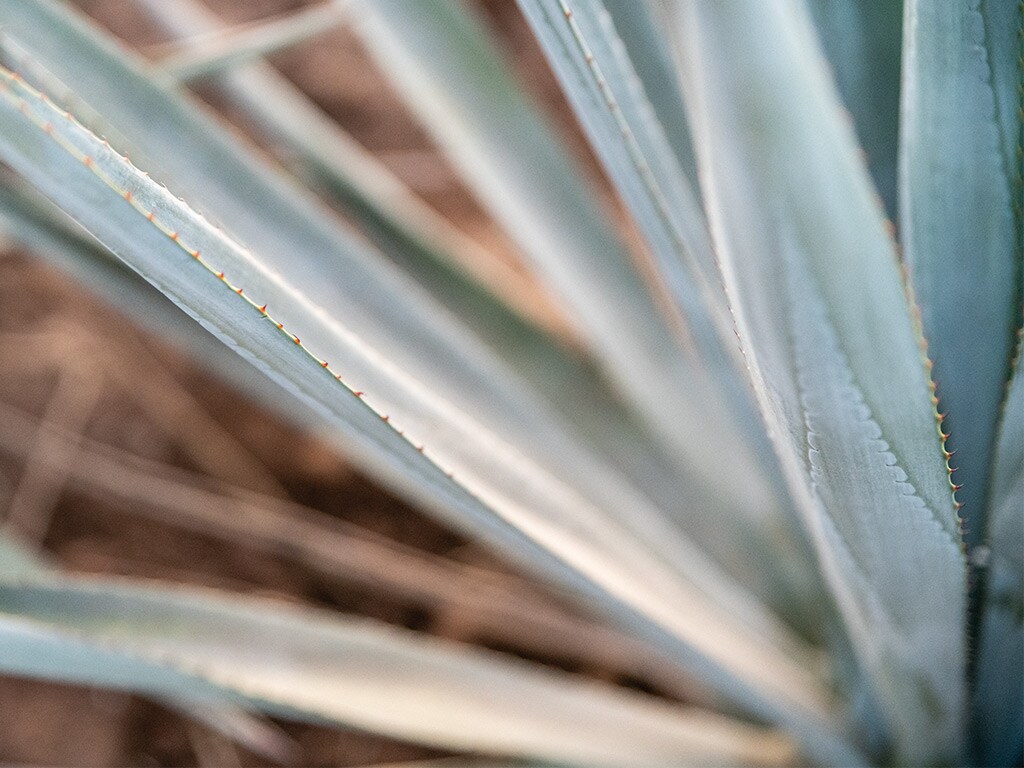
[{"xmin": 0, "ymin": 0, "xmax": 1019, "ymax": 765}]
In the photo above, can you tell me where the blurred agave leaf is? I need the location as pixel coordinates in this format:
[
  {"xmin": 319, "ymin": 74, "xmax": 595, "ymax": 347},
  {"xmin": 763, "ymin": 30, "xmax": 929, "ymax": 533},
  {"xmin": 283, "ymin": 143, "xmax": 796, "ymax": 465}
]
[
  {"xmin": 671, "ymin": 0, "xmax": 966, "ymax": 762},
  {"xmin": 346, "ymin": 0, "xmax": 783, "ymax": 525},
  {"xmin": 808, "ymin": 0, "xmax": 903, "ymax": 220},
  {"xmin": 972, "ymin": 340, "xmax": 1023, "ymax": 766},
  {"xmin": 0, "ymin": 174, "xmax": 728, "ymax": 641},
  {"xmin": 899, "ymin": 0, "xmax": 1022, "ymax": 551},
  {"xmin": 0, "ymin": 66, "xmax": 856, "ymax": 762},
  {"xmin": 132, "ymin": 0, "xmax": 812, "ymax": 625},
  {"xmin": 515, "ymin": 0, "xmax": 818, "ymax": 627},
  {"xmin": 153, "ymin": 1, "xmax": 348, "ymax": 83},
  {"xmin": 601, "ymin": 0, "xmax": 699, "ymax": 201},
  {"xmin": 0, "ymin": 533, "xmax": 297, "ymax": 762},
  {"xmin": 0, "ymin": 576, "xmax": 799, "ymax": 767},
  {"xmin": 0, "ymin": 533, "xmax": 50, "ymax": 577},
  {"xmin": 0, "ymin": 0, "xmax": 580, "ymax": 474},
  {"xmin": 516, "ymin": 0, "xmax": 728, "ymax": 351}
]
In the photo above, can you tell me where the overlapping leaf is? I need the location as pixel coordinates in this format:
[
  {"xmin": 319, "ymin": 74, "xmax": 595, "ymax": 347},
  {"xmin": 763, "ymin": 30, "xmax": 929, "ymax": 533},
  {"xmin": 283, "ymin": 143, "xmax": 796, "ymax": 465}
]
[
  {"xmin": 515, "ymin": 0, "xmax": 818, "ymax": 626},
  {"xmin": 671, "ymin": 1, "xmax": 966, "ymax": 762},
  {"xmin": 131, "ymin": 0, "xmax": 743, "ymax": 601},
  {"xmin": 347, "ymin": 0, "xmax": 782, "ymax": 529},
  {"xmin": 972, "ymin": 343, "xmax": 1023, "ymax": 765},
  {"xmin": 899, "ymin": 0, "xmax": 1022, "ymax": 549},
  {"xmin": 808, "ymin": 0, "xmax": 903, "ymax": 220},
  {"xmin": 0, "ymin": 0, "xmax": 792, "ymax": 638}
]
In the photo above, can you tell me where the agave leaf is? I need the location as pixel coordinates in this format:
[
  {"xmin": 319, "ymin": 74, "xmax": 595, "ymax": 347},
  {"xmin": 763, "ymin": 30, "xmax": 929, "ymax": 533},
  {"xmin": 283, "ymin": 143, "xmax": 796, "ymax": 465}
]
[
  {"xmin": 0, "ymin": 6, "xmax": 835, "ymax": 700},
  {"xmin": 517, "ymin": 0, "xmax": 726, "ymax": 346},
  {"xmin": 515, "ymin": 0, "xmax": 819, "ymax": 626},
  {"xmin": 153, "ymin": 1, "xmax": 348, "ymax": 84},
  {"xmin": 0, "ymin": 533, "xmax": 296, "ymax": 761},
  {"xmin": 0, "ymin": 179, "xmax": 306, "ymax": 411},
  {"xmin": 0, "ymin": 67, "xmax": 861, "ymax": 760},
  {"xmin": 672, "ymin": 1, "xmax": 966, "ymax": 762},
  {"xmin": 899, "ymin": 0, "xmax": 1022, "ymax": 550},
  {"xmin": 0, "ymin": 1, "xmax": 780, "ymax": 628},
  {"xmin": 972, "ymin": 339, "xmax": 1023, "ymax": 765},
  {"xmin": 807, "ymin": 0, "xmax": 903, "ymax": 220},
  {"xmin": 0, "ymin": 3, "xmax": 828, "ymax": 669},
  {"xmin": 601, "ymin": 0, "xmax": 699, "ymax": 201},
  {"xmin": 346, "ymin": 0, "xmax": 782, "ymax": 523},
  {"xmin": 0, "ymin": 0, "xmax": 589, "ymax": 499},
  {"xmin": 0, "ymin": 576, "xmax": 799, "ymax": 767},
  {"xmin": 0, "ymin": 534, "xmax": 50, "ymax": 578},
  {"xmin": 0, "ymin": 0, "xmax": 566, "ymax": 469}
]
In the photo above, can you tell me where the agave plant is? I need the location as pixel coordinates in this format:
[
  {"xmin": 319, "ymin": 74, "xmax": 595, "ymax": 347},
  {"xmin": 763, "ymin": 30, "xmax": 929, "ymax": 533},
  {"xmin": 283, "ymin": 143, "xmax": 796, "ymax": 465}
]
[{"xmin": 0, "ymin": 0, "xmax": 1019, "ymax": 765}]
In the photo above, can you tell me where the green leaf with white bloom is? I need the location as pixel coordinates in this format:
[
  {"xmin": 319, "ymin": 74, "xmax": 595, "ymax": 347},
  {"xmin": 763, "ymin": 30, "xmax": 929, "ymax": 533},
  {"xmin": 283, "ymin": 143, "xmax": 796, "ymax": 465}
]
[
  {"xmin": 1, "ymin": 174, "xmax": 718, "ymax": 621},
  {"xmin": 0, "ymin": 535, "xmax": 295, "ymax": 762},
  {"xmin": 346, "ymin": 0, "xmax": 783, "ymax": 528},
  {"xmin": 0, "ymin": 0, "xmax": 570, "ymax": 473},
  {"xmin": 0, "ymin": 1, "xmax": 583, "ymax": 503},
  {"xmin": 517, "ymin": 0, "xmax": 725, "ymax": 344},
  {"xmin": 899, "ymin": 0, "xmax": 1022, "ymax": 550},
  {"xmin": 0, "ymin": 68, "xmax": 865, "ymax": 765},
  {"xmin": 972, "ymin": 345, "xmax": 1023, "ymax": 766},
  {"xmin": 0, "ymin": 576, "xmax": 799, "ymax": 767},
  {"xmin": 672, "ymin": 1, "xmax": 966, "ymax": 762},
  {"xmin": 808, "ymin": 0, "xmax": 903, "ymax": 221},
  {"xmin": 3, "ymin": 0, "xmax": 820, "ymax": 628}
]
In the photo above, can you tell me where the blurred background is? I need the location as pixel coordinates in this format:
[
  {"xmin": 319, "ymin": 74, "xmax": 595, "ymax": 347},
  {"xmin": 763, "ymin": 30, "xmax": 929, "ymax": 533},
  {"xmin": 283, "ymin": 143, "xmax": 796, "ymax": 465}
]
[{"xmin": 0, "ymin": 0, "xmax": 657, "ymax": 765}]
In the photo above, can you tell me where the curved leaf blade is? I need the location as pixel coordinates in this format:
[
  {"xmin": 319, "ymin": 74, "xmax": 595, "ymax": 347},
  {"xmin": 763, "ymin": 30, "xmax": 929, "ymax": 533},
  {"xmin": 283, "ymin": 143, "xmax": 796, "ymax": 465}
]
[
  {"xmin": 972, "ymin": 340, "xmax": 1024, "ymax": 765},
  {"xmin": 0, "ymin": 576, "xmax": 799, "ymax": 767},
  {"xmin": 131, "ymin": 0, "xmax": 739, "ymax": 598},
  {"xmin": 347, "ymin": 0, "xmax": 781, "ymax": 526},
  {"xmin": 808, "ymin": 0, "xmax": 903, "ymax": 220},
  {"xmin": 672, "ymin": 1, "xmax": 967, "ymax": 761},
  {"xmin": 0, "ymin": 2, "xmax": 792, "ymax": 645},
  {"xmin": 515, "ymin": 0, "xmax": 819, "ymax": 627},
  {"xmin": 899, "ymin": 0, "xmax": 1022, "ymax": 550}
]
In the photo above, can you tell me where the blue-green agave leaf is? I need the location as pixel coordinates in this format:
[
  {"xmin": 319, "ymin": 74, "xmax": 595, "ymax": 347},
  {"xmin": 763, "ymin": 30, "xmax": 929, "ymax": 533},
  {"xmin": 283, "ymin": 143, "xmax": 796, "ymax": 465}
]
[
  {"xmin": 899, "ymin": 0, "xmax": 1022, "ymax": 550},
  {"xmin": 347, "ymin": 0, "xmax": 784, "ymax": 530},
  {"xmin": 0, "ymin": 1, "xmax": 799, "ymax": 643},
  {"xmin": 0, "ymin": 576, "xmax": 799, "ymax": 767},
  {"xmin": 808, "ymin": 0, "xmax": 903, "ymax": 220},
  {"xmin": 672, "ymin": 1, "xmax": 967, "ymax": 762},
  {"xmin": 601, "ymin": 0, "xmax": 700, "ymax": 200},
  {"xmin": 972, "ymin": 339, "xmax": 1023, "ymax": 766},
  {"xmin": 514, "ymin": 0, "xmax": 819, "ymax": 626},
  {"xmin": 132, "ymin": 0, "xmax": 752, "ymax": 602}
]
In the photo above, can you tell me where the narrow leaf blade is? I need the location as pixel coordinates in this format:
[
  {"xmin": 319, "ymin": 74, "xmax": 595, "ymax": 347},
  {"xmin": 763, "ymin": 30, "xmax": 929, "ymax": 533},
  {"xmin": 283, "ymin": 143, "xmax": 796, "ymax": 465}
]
[
  {"xmin": 0, "ymin": 576, "xmax": 799, "ymax": 767},
  {"xmin": 672, "ymin": 1, "xmax": 967, "ymax": 761},
  {"xmin": 899, "ymin": 0, "xmax": 1022, "ymax": 550}
]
